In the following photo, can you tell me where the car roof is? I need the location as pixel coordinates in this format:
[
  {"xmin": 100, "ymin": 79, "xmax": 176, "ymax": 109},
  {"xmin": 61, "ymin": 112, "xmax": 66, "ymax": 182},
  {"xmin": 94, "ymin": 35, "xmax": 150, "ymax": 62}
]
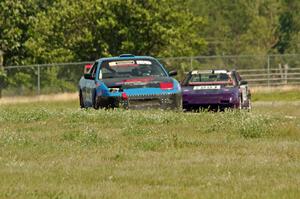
[{"xmin": 95, "ymin": 54, "xmax": 156, "ymax": 62}]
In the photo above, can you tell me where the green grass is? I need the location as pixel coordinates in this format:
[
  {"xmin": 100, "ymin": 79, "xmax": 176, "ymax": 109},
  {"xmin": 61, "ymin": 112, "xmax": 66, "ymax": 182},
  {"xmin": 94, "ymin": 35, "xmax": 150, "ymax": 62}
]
[
  {"xmin": 0, "ymin": 100, "xmax": 300, "ymax": 198},
  {"xmin": 252, "ymin": 90, "xmax": 300, "ymax": 101}
]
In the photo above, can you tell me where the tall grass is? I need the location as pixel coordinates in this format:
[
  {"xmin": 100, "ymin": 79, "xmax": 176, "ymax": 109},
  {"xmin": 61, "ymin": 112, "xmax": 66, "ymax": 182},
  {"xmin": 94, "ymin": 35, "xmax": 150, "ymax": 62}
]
[{"xmin": 0, "ymin": 101, "xmax": 299, "ymax": 198}]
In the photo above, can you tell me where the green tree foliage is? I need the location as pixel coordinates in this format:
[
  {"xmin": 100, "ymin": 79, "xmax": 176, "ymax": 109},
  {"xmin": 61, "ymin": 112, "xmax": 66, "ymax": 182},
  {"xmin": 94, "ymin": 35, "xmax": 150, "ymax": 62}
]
[
  {"xmin": 278, "ymin": 0, "xmax": 300, "ymax": 53},
  {"xmin": 25, "ymin": 0, "xmax": 206, "ymax": 63},
  {"xmin": 1, "ymin": 0, "xmax": 206, "ymax": 95},
  {"xmin": 2, "ymin": 0, "xmax": 300, "ymax": 65},
  {"xmin": 188, "ymin": 0, "xmax": 288, "ymax": 56},
  {"xmin": 0, "ymin": 0, "xmax": 54, "ymax": 66},
  {"xmin": 1, "ymin": 0, "xmax": 300, "ymax": 95}
]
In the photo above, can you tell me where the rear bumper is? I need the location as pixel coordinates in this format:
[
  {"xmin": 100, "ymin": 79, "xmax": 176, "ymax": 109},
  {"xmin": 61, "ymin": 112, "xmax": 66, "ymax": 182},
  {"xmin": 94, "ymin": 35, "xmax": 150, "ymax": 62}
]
[
  {"xmin": 96, "ymin": 93, "xmax": 182, "ymax": 109},
  {"xmin": 182, "ymin": 93, "xmax": 239, "ymax": 108},
  {"xmin": 183, "ymin": 104, "xmax": 236, "ymax": 110}
]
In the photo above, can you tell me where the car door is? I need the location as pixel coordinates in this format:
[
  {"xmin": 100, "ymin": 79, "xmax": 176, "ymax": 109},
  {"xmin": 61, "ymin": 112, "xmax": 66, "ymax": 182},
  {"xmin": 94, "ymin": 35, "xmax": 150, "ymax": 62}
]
[
  {"xmin": 85, "ymin": 62, "xmax": 98, "ymax": 106},
  {"xmin": 234, "ymin": 71, "xmax": 249, "ymax": 102}
]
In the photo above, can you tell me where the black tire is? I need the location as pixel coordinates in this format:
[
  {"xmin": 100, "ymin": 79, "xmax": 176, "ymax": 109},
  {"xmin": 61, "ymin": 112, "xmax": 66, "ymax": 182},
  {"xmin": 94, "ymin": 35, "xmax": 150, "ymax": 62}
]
[
  {"xmin": 92, "ymin": 90, "xmax": 99, "ymax": 109},
  {"xmin": 247, "ymin": 99, "xmax": 252, "ymax": 111},
  {"xmin": 238, "ymin": 97, "xmax": 242, "ymax": 110},
  {"xmin": 79, "ymin": 90, "xmax": 85, "ymax": 108}
]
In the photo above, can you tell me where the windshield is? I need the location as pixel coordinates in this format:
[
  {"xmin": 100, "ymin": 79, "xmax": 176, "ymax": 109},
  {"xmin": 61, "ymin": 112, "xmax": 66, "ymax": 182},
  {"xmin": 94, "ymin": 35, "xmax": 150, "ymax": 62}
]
[{"xmin": 100, "ymin": 59, "xmax": 167, "ymax": 79}]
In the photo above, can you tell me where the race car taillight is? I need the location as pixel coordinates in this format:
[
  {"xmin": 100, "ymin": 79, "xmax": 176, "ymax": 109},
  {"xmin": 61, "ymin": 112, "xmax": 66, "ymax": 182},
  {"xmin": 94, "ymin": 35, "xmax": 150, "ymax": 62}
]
[
  {"xmin": 160, "ymin": 82, "xmax": 173, "ymax": 90},
  {"xmin": 122, "ymin": 92, "xmax": 128, "ymax": 100}
]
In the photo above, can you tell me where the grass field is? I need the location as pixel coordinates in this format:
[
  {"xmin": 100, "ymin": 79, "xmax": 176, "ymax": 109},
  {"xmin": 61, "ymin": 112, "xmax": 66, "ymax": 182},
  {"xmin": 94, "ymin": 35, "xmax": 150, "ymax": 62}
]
[
  {"xmin": 252, "ymin": 86, "xmax": 300, "ymax": 102},
  {"xmin": 0, "ymin": 94, "xmax": 300, "ymax": 198}
]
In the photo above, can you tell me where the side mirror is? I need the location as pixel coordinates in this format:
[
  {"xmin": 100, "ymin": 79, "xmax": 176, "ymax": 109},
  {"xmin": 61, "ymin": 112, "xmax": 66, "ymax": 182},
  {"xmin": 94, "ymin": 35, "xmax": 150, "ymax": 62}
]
[
  {"xmin": 84, "ymin": 64, "xmax": 92, "ymax": 74},
  {"xmin": 84, "ymin": 73, "xmax": 94, "ymax": 80},
  {"xmin": 240, "ymin": 80, "xmax": 248, "ymax": 85},
  {"xmin": 168, "ymin": 70, "xmax": 177, "ymax": 76}
]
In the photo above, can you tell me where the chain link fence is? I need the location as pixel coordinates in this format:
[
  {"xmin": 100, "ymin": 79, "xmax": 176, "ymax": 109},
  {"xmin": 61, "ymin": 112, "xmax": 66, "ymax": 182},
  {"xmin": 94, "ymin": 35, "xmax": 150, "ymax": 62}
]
[
  {"xmin": 159, "ymin": 54, "xmax": 300, "ymax": 87},
  {"xmin": 2, "ymin": 62, "xmax": 91, "ymax": 97},
  {"xmin": 2, "ymin": 54, "xmax": 300, "ymax": 97}
]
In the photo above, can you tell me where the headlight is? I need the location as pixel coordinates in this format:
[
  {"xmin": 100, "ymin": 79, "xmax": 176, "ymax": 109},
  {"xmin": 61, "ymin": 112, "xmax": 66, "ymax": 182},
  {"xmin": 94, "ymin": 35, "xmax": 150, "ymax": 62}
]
[{"xmin": 160, "ymin": 82, "xmax": 174, "ymax": 90}]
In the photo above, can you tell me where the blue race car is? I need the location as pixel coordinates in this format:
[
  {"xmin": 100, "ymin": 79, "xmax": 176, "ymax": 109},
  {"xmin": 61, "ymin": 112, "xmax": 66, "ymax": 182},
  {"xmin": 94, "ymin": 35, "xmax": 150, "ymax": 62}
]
[{"xmin": 79, "ymin": 54, "xmax": 182, "ymax": 109}]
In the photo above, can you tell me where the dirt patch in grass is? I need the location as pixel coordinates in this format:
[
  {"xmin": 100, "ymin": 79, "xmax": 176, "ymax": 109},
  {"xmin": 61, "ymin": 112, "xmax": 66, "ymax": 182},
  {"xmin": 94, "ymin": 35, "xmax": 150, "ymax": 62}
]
[{"xmin": 0, "ymin": 93, "xmax": 77, "ymax": 105}]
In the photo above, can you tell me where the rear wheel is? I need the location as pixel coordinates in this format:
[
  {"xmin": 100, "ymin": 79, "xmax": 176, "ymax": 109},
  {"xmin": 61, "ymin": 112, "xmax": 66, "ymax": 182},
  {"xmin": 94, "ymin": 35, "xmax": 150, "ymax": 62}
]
[
  {"xmin": 79, "ymin": 90, "xmax": 85, "ymax": 108},
  {"xmin": 234, "ymin": 97, "xmax": 242, "ymax": 110},
  {"xmin": 247, "ymin": 99, "xmax": 252, "ymax": 111},
  {"xmin": 239, "ymin": 97, "xmax": 242, "ymax": 110}
]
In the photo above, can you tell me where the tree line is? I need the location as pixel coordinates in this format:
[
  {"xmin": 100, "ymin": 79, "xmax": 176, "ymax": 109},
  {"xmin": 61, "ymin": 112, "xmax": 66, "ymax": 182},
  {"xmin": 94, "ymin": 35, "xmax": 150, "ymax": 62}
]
[{"xmin": 0, "ymin": 0, "xmax": 300, "ymax": 95}]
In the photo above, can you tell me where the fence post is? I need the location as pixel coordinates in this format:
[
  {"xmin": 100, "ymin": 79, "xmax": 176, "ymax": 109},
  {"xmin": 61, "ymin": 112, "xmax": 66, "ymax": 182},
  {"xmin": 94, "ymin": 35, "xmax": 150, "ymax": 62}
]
[
  {"xmin": 267, "ymin": 55, "xmax": 270, "ymax": 87},
  {"xmin": 190, "ymin": 56, "xmax": 193, "ymax": 70},
  {"xmin": 37, "ymin": 65, "xmax": 40, "ymax": 95},
  {"xmin": 279, "ymin": 63, "xmax": 283, "ymax": 84},
  {"xmin": 284, "ymin": 64, "xmax": 288, "ymax": 85}
]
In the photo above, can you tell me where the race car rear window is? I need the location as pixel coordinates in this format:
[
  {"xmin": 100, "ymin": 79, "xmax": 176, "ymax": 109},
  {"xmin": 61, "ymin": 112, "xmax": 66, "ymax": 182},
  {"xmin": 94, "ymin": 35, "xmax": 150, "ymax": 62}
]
[
  {"xmin": 189, "ymin": 73, "xmax": 230, "ymax": 83},
  {"xmin": 100, "ymin": 59, "xmax": 167, "ymax": 79}
]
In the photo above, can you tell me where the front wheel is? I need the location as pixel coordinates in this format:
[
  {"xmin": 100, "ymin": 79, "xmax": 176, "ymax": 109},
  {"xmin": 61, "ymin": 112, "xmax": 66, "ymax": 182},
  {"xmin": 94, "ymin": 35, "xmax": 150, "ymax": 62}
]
[{"xmin": 92, "ymin": 91, "xmax": 100, "ymax": 109}]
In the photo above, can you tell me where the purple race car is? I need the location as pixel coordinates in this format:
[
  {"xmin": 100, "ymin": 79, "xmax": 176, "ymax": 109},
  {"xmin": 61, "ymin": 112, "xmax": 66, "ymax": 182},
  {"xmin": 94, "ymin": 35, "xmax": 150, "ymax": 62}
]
[{"xmin": 181, "ymin": 70, "xmax": 251, "ymax": 111}]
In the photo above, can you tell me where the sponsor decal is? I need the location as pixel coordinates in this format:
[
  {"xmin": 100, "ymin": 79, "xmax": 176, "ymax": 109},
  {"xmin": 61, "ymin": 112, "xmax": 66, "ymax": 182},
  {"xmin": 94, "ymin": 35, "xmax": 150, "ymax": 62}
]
[
  {"xmin": 136, "ymin": 60, "xmax": 152, "ymax": 65},
  {"xmin": 191, "ymin": 70, "xmax": 212, "ymax": 75},
  {"xmin": 193, "ymin": 85, "xmax": 221, "ymax": 90},
  {"xmin": 124, "ymin": 81, "xmax": 148, "ymax": 86},
  {"xmin": 115, "ymin": 82, "xmax": 123, "ymax": 85},
  {"xmin": 122, "ymin": 77, "xmax": 154, "ymax": 83},
  {"xmin": 108, "ymin": 60, "xmax": 152, "ymax": 67},
  {"xmin": 189, "ymin": 81, "xmax": 229, "ymax": 86},
  {"xmin": 214, "ymin": 70, "xmax": 227, "ymax": 74},
  {"xmin": 191, "ymin": 70, "xmax": 228, "ymax": 75},
  {"xmin": 108, "ymin": 60, "xmax": 137, "ymax": 67}
]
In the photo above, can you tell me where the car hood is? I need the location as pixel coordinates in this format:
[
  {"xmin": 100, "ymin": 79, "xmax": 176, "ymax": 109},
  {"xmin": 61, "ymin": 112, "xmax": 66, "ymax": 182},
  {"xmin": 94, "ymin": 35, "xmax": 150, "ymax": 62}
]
[{"xmin": 102, "ymin": 76, "xmax": 173, "ymax": 89}]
